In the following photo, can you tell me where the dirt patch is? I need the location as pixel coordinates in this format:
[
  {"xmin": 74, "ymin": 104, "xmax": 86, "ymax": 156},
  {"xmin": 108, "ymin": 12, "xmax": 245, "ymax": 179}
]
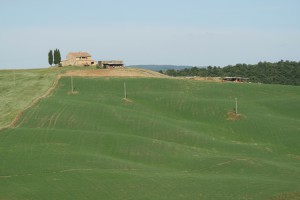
[
  {"xmin": 287, "ymin": 154, "xmax": 300, "ymax": 160},
  {"xmin": 122, "ymin": 98, "xmax": 133, "ymax": 104},
  {"xmin": 227, "ymin": 111, "xmax": 242, "ymax": 121},
  {"xmin": 61, "ymin": 68, "xmax": 225, "ymax": 83},
  {"xmin": 62, "ymin": 68, "xmax": 168, "ymax": 78},
  {"xmin": 67, "ymin": 91, "xmax": 79, "ymax": 95},
  {"xmin": 269, "ymin": 191, "xmax": 300, "ymax": 200},
  {"xmin": 190, "ymin": 77, "xmax": 221, "ymax": 82}
]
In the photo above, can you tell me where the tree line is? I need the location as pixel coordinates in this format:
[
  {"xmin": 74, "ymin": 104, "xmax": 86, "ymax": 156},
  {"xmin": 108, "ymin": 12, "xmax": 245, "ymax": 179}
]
[
  {"xmin": 161, "ymin": 60, "xmax": 300, "ymax": 86},
  {"xmin": 48, "ymin": 49, "xmax": 61, "ymax": 66}
]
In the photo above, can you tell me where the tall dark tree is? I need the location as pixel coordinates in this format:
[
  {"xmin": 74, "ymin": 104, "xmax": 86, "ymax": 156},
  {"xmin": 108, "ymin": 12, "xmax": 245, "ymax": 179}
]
[
  {"xmin": 57, "ymin": 49, "xmax": 61, "ymax": 65},
  {"xmin": 53, "ymin": 49, "xmax": 58, "ymax": 65},
  {"xmin": 53, "ymin": 48, "xmax": 62, "ymax": 66},
  {"xmin": 48, "ymin": 50, "xmax": 53, "ymax": 66}
]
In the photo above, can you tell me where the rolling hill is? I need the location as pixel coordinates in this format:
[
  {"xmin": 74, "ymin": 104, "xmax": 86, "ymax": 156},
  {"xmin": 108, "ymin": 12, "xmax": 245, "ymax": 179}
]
[
  {"xmin": 0, "ymin": 71, "xmax": 299, "ymax": 199},
  {"xmin": 127, "ymin": 65, "xmax": 204, "ymax": 71}
]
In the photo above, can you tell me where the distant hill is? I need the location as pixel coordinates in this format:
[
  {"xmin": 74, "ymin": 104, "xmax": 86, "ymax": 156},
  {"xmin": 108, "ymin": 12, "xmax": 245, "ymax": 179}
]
[{"xmin": 127, "ymin": 65, "xmax": 205, "ymax": 71}]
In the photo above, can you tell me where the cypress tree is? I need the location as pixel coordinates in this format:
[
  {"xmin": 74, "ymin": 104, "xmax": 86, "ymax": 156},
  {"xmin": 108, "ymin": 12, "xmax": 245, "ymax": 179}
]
[
  {"xmin": 57, "ymin": 49, "xmax": 62, "ymax": 66},
  {"xmin": 48, "ymin": 50, "xmax": 53, "ymax": 66},
  {"xmin": 53, "ymin": 48, "xmax": 62, "ymax": 66},
  {"xmin": 54, "ymin": 49, "xmax": 58, "ymax": 65}
]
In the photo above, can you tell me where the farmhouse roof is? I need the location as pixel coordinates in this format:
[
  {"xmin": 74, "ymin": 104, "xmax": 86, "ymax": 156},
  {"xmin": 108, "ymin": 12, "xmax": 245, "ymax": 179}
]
[{"xmin": 68, "ymin": 52, "xmax": 91, "ymax": 57}]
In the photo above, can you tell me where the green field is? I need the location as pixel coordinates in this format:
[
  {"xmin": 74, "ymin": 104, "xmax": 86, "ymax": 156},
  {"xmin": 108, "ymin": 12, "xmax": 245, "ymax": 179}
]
[
  {"xmin": 0, "ymin": 66, "xmax": 99, "ymax": 129},
  {"xmin": 0, "ymin": 77, "xmax": 300, "ymax": 199},
  {"xmin": 0, "ymin": 68, "xmax": 61, "ymax": 128}
]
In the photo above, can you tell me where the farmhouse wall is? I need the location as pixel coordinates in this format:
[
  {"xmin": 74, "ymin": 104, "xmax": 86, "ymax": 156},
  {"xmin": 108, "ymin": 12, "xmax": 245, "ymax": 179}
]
[{"xmin": 61, "ymin": 52, "xmax": 97, "ymax": 67}]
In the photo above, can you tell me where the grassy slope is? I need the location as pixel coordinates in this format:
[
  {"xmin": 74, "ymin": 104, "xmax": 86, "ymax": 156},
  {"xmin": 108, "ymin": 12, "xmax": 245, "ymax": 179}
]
[
  {"xmin": 0, "ymin": 68, "xmax": 62, "ymax": 128},
  {"xmin": 0, "ymin": 66, "xmax": 98, "ymax": 128},
  {"xmin": 0, "ymin": 77, "xmax": 300, "ymax": 199}
]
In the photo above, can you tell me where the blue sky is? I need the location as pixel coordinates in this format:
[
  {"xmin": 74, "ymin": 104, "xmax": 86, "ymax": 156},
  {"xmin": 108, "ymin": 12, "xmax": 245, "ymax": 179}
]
[{"xmin": 1, "ymin": 0, "xmax": 300, "ymax": 69}]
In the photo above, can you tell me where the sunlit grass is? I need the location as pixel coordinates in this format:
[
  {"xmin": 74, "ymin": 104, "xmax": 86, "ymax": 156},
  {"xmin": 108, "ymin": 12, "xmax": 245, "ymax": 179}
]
[{"xmin": 0, "ymin": 77, "xmax": 299, "ymax": 199}]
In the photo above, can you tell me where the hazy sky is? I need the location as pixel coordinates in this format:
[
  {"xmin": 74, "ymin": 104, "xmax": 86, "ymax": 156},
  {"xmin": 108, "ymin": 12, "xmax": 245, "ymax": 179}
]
[{"xmin": 1, "ymin": 0, "xmax": 300, "ymax": 69}]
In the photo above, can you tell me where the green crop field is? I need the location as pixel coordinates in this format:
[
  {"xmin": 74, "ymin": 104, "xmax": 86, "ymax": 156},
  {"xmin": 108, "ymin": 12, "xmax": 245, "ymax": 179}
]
[
  {"xmin": 0, "ymin": 68, "xmax": 60, "ymax": 128},
  {"xmin": 0, "ymin": 66, "xmax": 98, "ymax": 129},
  {"xmin": 0, "ymin": 76, "xmax": 300, "ymax": 200}
]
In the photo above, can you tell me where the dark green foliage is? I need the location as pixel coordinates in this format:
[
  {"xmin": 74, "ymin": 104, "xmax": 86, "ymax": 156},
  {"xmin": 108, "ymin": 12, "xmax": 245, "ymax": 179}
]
[
  {"xmin": 53, "ymin": 48, "xmax": 61, "ymax": 66},
  {"xmin": 48, "ymin": 50, "xmax": 53, "ymax": 66},
  {"xmin": 53, "ymin": 49, "xmax": 58, "ymax": 65},
  {"xmin": 164, "ymin": 61, "xmax": 300, "ymax": 86},
  {"xmin": 165, "ymin": 69, "xmax": 177, "ymax": 76},
  {"xmin": 57, "ymin": 49, "xmax": 61, "ymax": 66}
]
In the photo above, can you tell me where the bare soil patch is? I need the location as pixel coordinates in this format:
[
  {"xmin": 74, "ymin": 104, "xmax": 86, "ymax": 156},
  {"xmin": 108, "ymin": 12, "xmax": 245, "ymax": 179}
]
[
  {"xmin": 62, "ymin": 68, "xmax": 224, "ymax": 83},
  {"xmin": 227, "ymin": 111, "xmax": 242, "ymax": 121},
  {"xmin": 62, "ymin": 68, "xmax": 168, "ymax": 78},
  {"xmin": 269, "ymin": 191, "xmax": 300, "ymax": 200},
  {"xmin": 67, "ymin": 91, "xmax": 79, "ymax": 95},
  {"xmin": 122, "ymin": 98, "xmax": 133, "ymax": 104},
  {"xmin": 184, "ymin": 76, "xmax": 222, "ymax": 82}
]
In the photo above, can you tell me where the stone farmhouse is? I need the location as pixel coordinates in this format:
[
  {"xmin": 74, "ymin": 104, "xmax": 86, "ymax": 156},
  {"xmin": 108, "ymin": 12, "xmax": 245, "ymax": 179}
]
[{"xmin": 61, "ymin": 52, "xmax": 97, "ymax": 67}]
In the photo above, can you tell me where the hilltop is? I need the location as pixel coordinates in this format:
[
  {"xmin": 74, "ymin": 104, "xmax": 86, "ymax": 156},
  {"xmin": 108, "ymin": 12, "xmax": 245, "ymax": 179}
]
[
  {"xmin": 62, "ymin": 68, "xmax": 168, "ymax": 78},
  {"xmin": 127, "ymin": 65, "xmax": 204, "ymax": 71}
]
